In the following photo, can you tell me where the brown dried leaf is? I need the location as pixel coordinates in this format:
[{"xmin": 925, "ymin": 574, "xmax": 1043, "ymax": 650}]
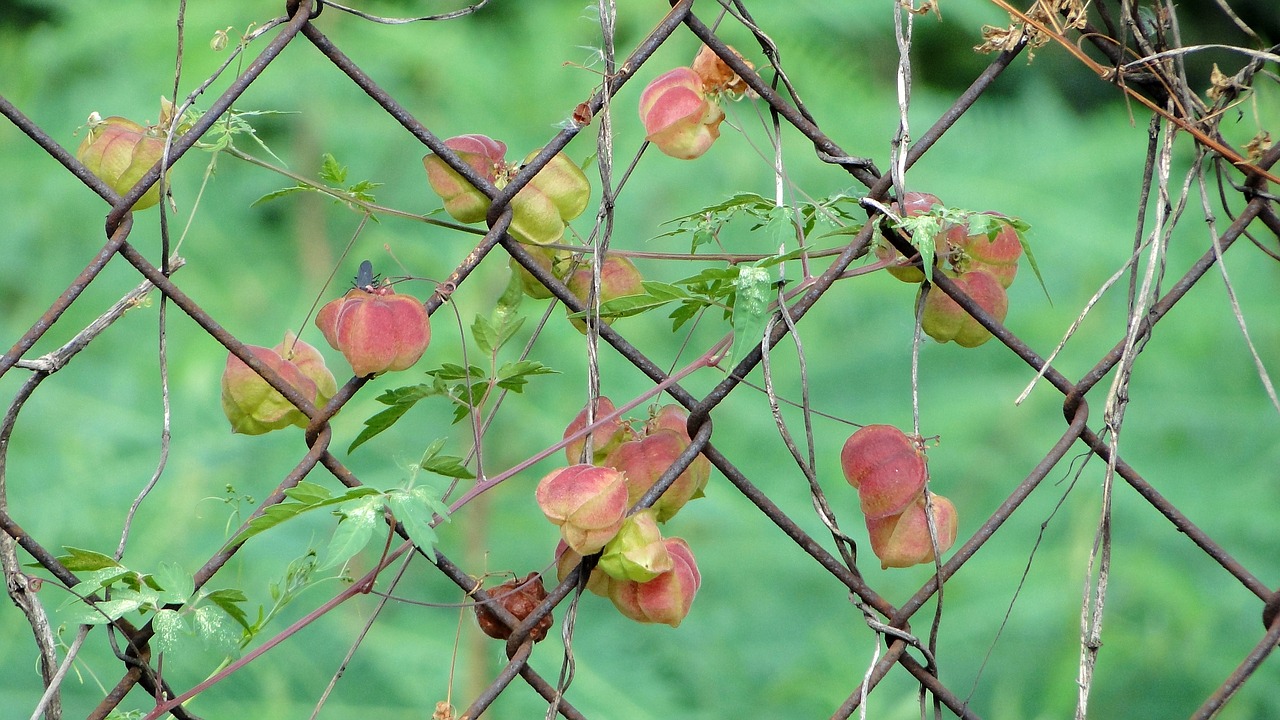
[
  {"xmin": 1245, "ymin": 131, "xmax": 1272, "ymax": 163},
  {"xmin": 1206, "ymin": 63, "xmax": 1247, "ymax": 103},
  {"xmin": 693, "ymin": 44, "xmax": 753, "ymax": 97},
  {"xmin": 974, "ymin": 0, "xmax": 1086, "ymax": 56},
  {"xmin": 975, "ymin": 23, "xmax": 1034, "ymax": 55}
]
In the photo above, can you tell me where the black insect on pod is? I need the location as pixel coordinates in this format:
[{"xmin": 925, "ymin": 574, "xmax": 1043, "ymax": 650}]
[{"xmin": 354, "ymin": 260, "xmax": 379, "ymax": 291}]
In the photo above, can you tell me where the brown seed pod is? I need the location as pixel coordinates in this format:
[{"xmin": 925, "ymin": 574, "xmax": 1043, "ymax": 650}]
[{"xmin": 473, "ymin": 572, "xmax": 553, "ymax": 642}]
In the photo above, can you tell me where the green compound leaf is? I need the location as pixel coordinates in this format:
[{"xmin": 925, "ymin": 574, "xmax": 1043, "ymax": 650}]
[
  {"xmin": 205, "ymin": 588, "xmax": 252, "ymax": 632},
  {"xmin": 153, "ymin": 608, "xmax": 186, "ymax": 655},
  {"xmin": 726, "ymin": 265, "xmax": 772, "ymax": 370},
  {"xmin": 318, "ymin": 496, "xmax": 382, "ymax": 571},
  {"xmin": 194, "ymin": 604, "xmax": 241, "ymax": 657},
  {"xmin": 494, "ymin": 360, "xmax": 557, "ymax": 393},
  {"xmin": 421, "ymin": 454, "xmax": 476, "ymax": 480},
  {"xmin": 57, "ymin": 546, "xmax": 123, "ymax": 572},
  {"xmin": 348, "ymin": 384, "xmax": 439, "ymax": 454},
  {"xmin": 153, "ymin": 561, "xmax": 194, "ymax": 605},
  {"xmin": 228, "ymin": 485, "xmax": 380, "ymax": 549},
  {"xmin": 387, "ymin": 487, "xmax": 446, "ymax": 554}
]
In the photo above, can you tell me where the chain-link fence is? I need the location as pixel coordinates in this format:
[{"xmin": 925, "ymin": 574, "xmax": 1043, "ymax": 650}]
[{"xmin": 3, "ymin": 1, "xmax": 1279, "ymax": 718}]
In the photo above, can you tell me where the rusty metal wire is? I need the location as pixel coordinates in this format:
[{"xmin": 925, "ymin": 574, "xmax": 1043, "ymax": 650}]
[{"xmin": 2, "ymin": 0, "xmax": 1278, "ymax": 718}]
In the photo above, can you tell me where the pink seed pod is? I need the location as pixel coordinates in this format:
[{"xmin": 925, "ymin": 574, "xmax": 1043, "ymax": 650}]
[
  {"xmin": 608, "ymin": 537, "xmax": 701, "ymax": 627},
  {"xmin": 639, "ymin": 67, "xmax": 725, "ymax": 160},
  {"xmin": 866, "ymin": 493, "xmax": 958, "ymax": 569},
  {"xmin": 221, "ymin": 334, "xmax": 334, "ymax": 435},
  {"xmin": 840, "ymin": 424, "xmax": 928, "ymax": 519},
  {"xmin": 563, "ymin": 396, "xmax": 631, "ymax": 465},
  {"xmin": 603, "ymin": 429, "xmax": 710, "ymax": 523},
  {"xmin": 597, "ymin": 510, "xmax": 674, "ymax": 583},
  {"xmin": 422, "ymin": 134, "xmax": 507, "ymax": 223},
  {"xmin": 315, "ymin": 284, "xmax": 431, "ymax": 377},
  {"xmin": 920, "ymin": 270, "xmax": 1008, "ymax": 348},
  {"xmin": 76, "ymin": 115, "xmax": 170, "ymax": 210},
  {"xmin": 536, "ymin": 464, "xmax": 629, "ymax": 555}
]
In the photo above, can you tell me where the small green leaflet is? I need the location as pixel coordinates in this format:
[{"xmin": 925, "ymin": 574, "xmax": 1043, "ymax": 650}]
[
  {"xmin": 726, "ymin": 265, "xmax": 773, "ymax": 370},
  {"xmin": 348, "ymin": 384, "xmax": 437, "ymax": 453},
  {"xmin": 153, "ymin": 561, "xmax": 195, "ymax": 605},
  {"xmin": 253, "ymin": 152, "xmax": 382, "ymax": 212},
  {"xmin": 319, "ymin": 496, "xmax": 381, "ymax": 571},
  {"xmin": 419, "ymin": 437, "xmax": 475, "ymax": 480},
  {"xmin": 494, "ymin": 360, "xmax": 556, "ymax": 392},
  {"xmin": 472, "ymin": 310, "xmax": 525, "ymax": 357},
  {"xmin": 896, "ymin": 214, "xmax": 942, "ymax": 282},
  {"xmin": 653, "ymin": 191, "xmax": 864, "ymax": 252},
  {"xmin": 57, "ymin": 546, "xmax": 122, "ymax": 572},
  {"xmin": 764, "ymin": 205, "xmax": 797, "ymax": 249},
  {"xmin": 387, "ymin": 486, "xmax": 450, "ymax": 553},
  {"xmin": 153, "ymin": 608, "xmax": 185, "ymax": 654},
  {"xmin": 566, "ymin": 283, "xmax": 689, "ymax": 321},
  {"xmin": 205, "ymin": 588, "xmax": 252, "ymax": 631},
  {"xmin": 227, "ymin": 482, "xmax": 381, "ymax": 548}
]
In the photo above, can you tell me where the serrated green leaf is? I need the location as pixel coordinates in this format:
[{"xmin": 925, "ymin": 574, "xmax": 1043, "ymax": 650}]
[
  {"xmin": 319, "ymin": 497, "xmax": 382, "ymax": 571},
  {"xmin": 59, "ymin": 600, "xmax": 110, "ymax": 625},
  {"xmin": 813, "ymin": 224, "xmax": 865, "ymax": 240},
  {"xmin": 668, "ymin": 300, "xmax": 706, "ymax": 332},
  {"xmin": 754, "ymin": 245, "xmax": 812, "ymax": 270},
  {"xmin": 471, "ymin": 314, "xmax": 499, "ymax": 356},
  {"xmin": 91, "ymin": 596, "xmax": 145, "ymax": 622},
  {"xmin": 765, "ymin": 205, "xmax": 796, "ymax": 248},
  {"xmin": 421, "ymin": 437, "xmax": 447, "ymax": 459},
  {"xmin": 640, "ymin": 281, "xmax": 692, "ymax": 301},
  {"xmin": 899, "ymin": 215, "xmax": 941, "ymax": 281},
  {"xmin": 494, "ymin": 360, "xmax": 557, "ymax": 392},
  {"xmin": 493, "ymin": 314, "xmax": 525, "ymax": 350},
  {"xmin": 228, "ymin": 487, "xmax": 380, "ymax": 548},
  {"xmin": 676, "ymin": 267, "xmax": 741, "ymax": 285},
  {"xmin": 726, "ymin": 265, "xmax": 773, "ymax": 370},
  {"xmin": 154, "ymin": 562, "xmax": 194, "ymax": 605},
  {"xmin": 348, "ymin": 389, "xmax": 434, "ymax": 454},
  {"xmin": 319, "ymin": 153, "xmax": 346, "ymax": 185},
  {"xmin": 421, "ymin": 454, "xmax": 476, "ymax": 479},
  {"xmin": 250, "ymin": 186, "xmax": 308, "ymax": 207},
  {"xmin": 284, "ymin": 481, "xmax": 333, "ymax": 506},
  {"xmin": 58, "ymin": 547, "xmax": 123, "ymax": 572},
  {"xmin": 153, "ymin": 608, "xmax": 186, "ymax": 655},
  {"xmin": 429, "ymin": 363, "xmax": 485, "ymax": 381},
  {"xmin": 347, "ymin": 179, "xmax": 382, "ymax": 204},
  {"xmin": 375, "ymin": 384, "xmax": 435, "ymax": 406},
  {"xmin": 228, "ymin": 504, "xmax": 307, "ymax": 548},
  {"xmin": 497, "ymin": 272, "xmax": 526, "ymax": 311},
  {"xmin": 1017, "ymin": 230, "xmax": 1051, "ymax": 303},
  {"xmin": 195, "ymin": 605, "xmax": 242, "ymax": 657},
  {"xmin": 965, "ymin": 212, "xmax": 1001, "ymax": 238},
  {"xmin": 387, "ymin": 490, "xmax": 441, "ymax": 553},
  {"xmin": 67, "ymin": 569, "xmax": 131, "ymax": 600},
  {"xmin": 449, "ymin": 402, "xmax": 471, "ymax": 425},
  {"xmin": 205, "ymin": 589, "xmax": 252, "ymax": 631}
]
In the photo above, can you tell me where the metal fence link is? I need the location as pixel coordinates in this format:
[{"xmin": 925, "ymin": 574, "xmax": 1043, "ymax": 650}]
[{"xmin": 2, "ymin": 1, "xmax": 1278, "ymax": 718}]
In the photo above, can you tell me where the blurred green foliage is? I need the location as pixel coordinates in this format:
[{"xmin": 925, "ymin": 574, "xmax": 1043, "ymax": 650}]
[{"xmin": 1, "ymin": 1, "xmax": 1278, "ymax": 718}]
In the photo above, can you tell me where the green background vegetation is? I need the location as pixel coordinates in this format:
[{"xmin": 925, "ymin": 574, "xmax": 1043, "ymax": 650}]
[{"xmin": 1, "ymin": 1, "xmax": 1278, "ymax": 718}]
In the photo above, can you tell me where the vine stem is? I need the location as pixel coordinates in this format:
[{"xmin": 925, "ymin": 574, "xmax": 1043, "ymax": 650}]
[
  {"xmin": 142, "ymin": 540, "xmax": 416, "ymax": 720},
  {"xmin": 444, "ymin": 340, "xmax": 724, "ymax": 515}
]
